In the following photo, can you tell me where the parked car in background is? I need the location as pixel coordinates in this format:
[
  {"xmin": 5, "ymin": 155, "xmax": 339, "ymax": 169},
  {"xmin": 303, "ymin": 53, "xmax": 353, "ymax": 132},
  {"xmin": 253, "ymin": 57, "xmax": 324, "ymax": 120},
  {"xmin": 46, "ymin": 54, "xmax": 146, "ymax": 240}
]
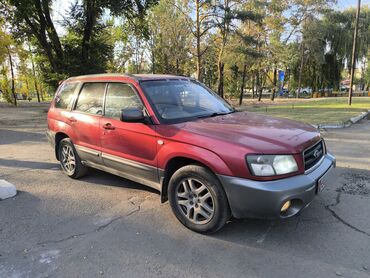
[
  {"xmin": 340, "ymin": 86, "xmax": 349, "ymax": 92},
  {"xmin": 296, "ymin": 87, "xmax": 312, "ymax": 95},
  {"xmin": 319, "ymin": 88, "xmax": 333, "ymax": 94},
  {"xmin": 279, "ymin": 88, "xmax": 289, "ymax": 97},
  {"xmin": 15, "ymin": 93, "xmax": 27, "ymax": 100},
  {"xmin": 47, "ymin": 74, "xmax": 336, "ymax": 233}
]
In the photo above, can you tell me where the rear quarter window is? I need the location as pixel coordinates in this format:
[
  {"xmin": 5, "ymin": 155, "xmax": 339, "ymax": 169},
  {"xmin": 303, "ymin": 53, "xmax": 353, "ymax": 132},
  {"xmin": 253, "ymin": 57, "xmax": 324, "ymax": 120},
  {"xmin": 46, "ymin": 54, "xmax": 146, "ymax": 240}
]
[
  {"xmin": 54, "ymin": 82, "xmax": 78, "ymax": 110},
  {"xmin": 74, "ymin": 82, "xmax": 106, "ymax": 115}
]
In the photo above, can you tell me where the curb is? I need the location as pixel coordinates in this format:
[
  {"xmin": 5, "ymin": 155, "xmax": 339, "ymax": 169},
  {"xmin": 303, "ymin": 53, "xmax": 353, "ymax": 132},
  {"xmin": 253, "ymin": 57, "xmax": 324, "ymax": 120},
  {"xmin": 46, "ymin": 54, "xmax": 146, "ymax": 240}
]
[{"xmin": 312, "ymin": 110, "xmax": 370, "ymax": 130}]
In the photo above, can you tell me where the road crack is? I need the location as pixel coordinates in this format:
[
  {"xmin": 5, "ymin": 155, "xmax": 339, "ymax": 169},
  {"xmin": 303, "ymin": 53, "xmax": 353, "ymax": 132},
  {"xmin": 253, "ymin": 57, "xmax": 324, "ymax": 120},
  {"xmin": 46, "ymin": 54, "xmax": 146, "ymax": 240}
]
[
  {"xmin": 37, "ymin": 200, "xmax": 143, "ymax": 246},
  {"xmin": 37, "ymin": 216, "xmax": 123, "ymax": 245},
  {"xmin": 324, "ymin": 192, "xmax": 370, "ymax": 237}
]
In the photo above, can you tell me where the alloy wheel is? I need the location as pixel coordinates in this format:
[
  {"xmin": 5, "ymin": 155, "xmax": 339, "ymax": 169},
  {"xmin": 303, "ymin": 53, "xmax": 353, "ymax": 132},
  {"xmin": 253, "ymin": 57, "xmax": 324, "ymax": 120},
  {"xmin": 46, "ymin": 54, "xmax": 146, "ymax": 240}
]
[
  {"xmin": 176, "ymin": 178, "xmax": 215, "ymax": 224},
  {"xmin": 61, "ymin": 144, "xmax": 76, "ymax": 174}
]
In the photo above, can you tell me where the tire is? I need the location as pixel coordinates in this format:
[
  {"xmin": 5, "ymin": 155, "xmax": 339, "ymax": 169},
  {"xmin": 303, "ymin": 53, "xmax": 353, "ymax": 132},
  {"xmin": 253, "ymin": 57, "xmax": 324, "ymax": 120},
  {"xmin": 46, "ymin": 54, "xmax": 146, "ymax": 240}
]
[
  {"xmin": 58, "ymin": 138, "xmax": 88, "ymax": 179},
  {"xmin": 168, "ymin": 165, "xmax": 231, "ymax": 234}
]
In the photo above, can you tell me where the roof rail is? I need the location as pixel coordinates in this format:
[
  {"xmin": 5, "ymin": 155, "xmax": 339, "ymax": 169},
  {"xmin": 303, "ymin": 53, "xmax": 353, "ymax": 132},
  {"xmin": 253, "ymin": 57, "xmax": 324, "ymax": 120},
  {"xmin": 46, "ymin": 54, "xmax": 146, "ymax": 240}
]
[{"xmin": 65, "ymin": 73, "xmax": 140, "ymax": 81}]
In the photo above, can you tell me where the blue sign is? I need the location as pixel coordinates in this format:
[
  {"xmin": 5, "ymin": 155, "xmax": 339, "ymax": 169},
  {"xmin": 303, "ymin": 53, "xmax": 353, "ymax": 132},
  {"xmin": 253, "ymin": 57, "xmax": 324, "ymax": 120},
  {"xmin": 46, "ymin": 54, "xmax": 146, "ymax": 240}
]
[
  {"xmin": 278, "ymin": 70, "xmax": 285, "ymax": 82},
  {"xmin": 278, "ymin": 70, "xmax": 285, "ymax": 96}
]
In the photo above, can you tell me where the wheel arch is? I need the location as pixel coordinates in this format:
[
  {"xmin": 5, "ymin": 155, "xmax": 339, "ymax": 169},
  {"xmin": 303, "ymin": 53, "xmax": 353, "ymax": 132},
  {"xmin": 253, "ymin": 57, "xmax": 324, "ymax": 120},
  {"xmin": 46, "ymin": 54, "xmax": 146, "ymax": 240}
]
[
  {"xmin": 160, "ymin": 156, "xmax": 223, "ymax": 203},
  {"xmin": 55, "ymin": 132, "xmax": 69, "ymax": 160}
]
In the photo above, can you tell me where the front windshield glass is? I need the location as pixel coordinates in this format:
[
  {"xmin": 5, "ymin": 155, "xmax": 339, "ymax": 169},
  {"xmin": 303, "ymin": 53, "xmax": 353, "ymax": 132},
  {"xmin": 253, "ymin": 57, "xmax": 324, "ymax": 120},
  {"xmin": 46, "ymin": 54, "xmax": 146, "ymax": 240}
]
[{"xmin": 141, "ymin": 79, "xmax": 234, "ymax": 123}]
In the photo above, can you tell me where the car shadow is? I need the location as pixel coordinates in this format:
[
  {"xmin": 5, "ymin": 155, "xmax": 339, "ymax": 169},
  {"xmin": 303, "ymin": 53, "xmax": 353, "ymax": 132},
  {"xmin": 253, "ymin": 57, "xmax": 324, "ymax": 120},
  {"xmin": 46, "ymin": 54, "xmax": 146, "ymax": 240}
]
[
  {"xmin": 0, "ymin": 129, "xmax": 47, "ymax": 145},
  {"xmin": 0, "ymin": 158, "xmax": 60, "ymax": 170}
]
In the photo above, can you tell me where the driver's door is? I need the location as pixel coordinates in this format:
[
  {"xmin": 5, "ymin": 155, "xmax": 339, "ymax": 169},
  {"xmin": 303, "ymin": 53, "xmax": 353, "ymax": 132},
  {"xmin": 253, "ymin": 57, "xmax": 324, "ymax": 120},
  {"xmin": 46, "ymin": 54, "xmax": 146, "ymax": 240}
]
[{"xmin": 100, "ymin": 82, "xmax": 159, "ymax": 189}]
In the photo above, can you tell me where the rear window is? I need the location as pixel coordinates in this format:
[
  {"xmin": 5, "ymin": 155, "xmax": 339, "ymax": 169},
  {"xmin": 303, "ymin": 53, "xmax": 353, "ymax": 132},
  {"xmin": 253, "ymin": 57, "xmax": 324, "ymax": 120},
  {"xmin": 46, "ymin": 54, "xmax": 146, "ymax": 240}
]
[
  {"xmin": 54, "ymin": 82, "xmax": 78, "ymax": 109},
  {"xmin": 74, "ymin": 83, "xmax": 106, "ymax": 115}
]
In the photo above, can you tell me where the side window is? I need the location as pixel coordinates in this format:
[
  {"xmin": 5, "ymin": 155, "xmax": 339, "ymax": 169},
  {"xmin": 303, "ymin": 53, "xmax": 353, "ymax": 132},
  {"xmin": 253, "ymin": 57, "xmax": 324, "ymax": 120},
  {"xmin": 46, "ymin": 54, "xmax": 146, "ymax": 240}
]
[
  {"xmin": 75, "ymin": 83, "xmax": 106, "ymax": 115},
  {"xmin": 54, "ymin": 82, "xmax": 78, "ymax": 109},
  {"xmin": 104, "ymin": 83, "xmax": 143, "ymax": 119}
]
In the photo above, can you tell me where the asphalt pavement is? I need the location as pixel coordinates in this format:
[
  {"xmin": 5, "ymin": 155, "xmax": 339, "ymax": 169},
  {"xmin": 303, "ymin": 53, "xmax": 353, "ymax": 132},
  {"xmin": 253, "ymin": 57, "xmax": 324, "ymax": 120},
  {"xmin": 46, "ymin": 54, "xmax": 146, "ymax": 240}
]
[{"xmin": 0, "ymin": 102, "xmax": 369, "ymax": 278}]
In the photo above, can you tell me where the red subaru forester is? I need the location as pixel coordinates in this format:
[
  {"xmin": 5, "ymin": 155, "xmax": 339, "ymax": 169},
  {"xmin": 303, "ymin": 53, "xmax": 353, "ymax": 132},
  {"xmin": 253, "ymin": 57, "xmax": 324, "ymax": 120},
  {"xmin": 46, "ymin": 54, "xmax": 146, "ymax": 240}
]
[{"xmin": 47, "ymin": 74, "xmax": 336, "ymax": 233}]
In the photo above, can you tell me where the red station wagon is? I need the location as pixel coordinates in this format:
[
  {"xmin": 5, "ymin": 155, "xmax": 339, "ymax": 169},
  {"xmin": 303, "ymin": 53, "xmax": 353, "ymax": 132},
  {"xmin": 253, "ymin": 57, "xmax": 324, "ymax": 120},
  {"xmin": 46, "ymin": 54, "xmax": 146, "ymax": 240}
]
[{"xmin": 47, "ymin": 74, "xmax": 336, "ymax": 233}]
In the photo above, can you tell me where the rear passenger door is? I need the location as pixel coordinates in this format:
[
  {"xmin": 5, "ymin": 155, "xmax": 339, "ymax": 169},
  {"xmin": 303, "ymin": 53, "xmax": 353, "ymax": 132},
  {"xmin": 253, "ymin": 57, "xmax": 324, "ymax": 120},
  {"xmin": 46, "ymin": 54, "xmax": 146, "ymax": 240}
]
[
  {"xmin": 50, "ymin": 82, "xmax": 79, "ymax": 132},
  {"xmin": 69, "ymin": 82, "xmax": 106, "ymax": 164},
  {"xmin": 100, "ymin": 82, "xmax": 159, "ymax": 189}
]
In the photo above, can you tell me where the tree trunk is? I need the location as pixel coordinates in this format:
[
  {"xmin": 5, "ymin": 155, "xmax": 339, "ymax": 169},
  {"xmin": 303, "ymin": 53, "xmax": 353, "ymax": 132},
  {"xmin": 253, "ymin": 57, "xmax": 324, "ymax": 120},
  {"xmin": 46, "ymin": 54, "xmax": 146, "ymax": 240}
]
[
  {"xmin": 23, "ymin": 15, "xmax": 60, "ymax": 74},
  {"xmin": 26, "ymin": 1, "xmax": 63, "ymax": 73},
  {"xmin": 195, "ymin": 0, "xmax": 202, "ymax": 81},
  {"xmin": 216, "ymin": 0, "xmax": 230, "ymax": 98},
  {"xmin": 257, "ymin": 70, "xmax": 262, "ymax": 102},
  {"xmin": 217, "ymin": 62, "xmax": 224, "ymax": 98},
  {"xmin": 40, "ymin": 85, "xmax": 45, "ymax": 101},
  {"xmin": 239, "ymin": 64, "xmax": 247, "ymax": 106},
  {"xmin": 151, "ymin": 44, "xmax": 155, "ymax": 74},
  {"xmin": 25, "ymin": 78, "xmax": 30, "ymax": 99},
  {"xmin": 6, "ymin": 46, "xmax": 16, "ymax": 106},
  {"xmin": 40, "ymin": 0, "xmax": 63, "ymax": 59},
  {"xmin": 311, "ymin": 65, "xmax": 316, "ymax": 98},
  {"xmin": 297, "ymin": 41, "xmax": 305, "ymax": 99},
  {"xmin": 217, "ymin": 14, "xmax": 227, "ymax": 98},
  {"xmin": 217, "ymin": 42, "xmax": 225, "ymax": 97},
  {"xmin": 29, "ymin": 44, "xmax": 41, "ymax": 102},
  {"xmin": 81, "ymin": 0, "xmax": 97, "ymax": 69},
  {"xmin": 271, "ymin": 67, "xmax": 277, "ymax": 101},
  {"xmin": 252, "ymin": 73, "xmax": 255, "ymax": 99}
]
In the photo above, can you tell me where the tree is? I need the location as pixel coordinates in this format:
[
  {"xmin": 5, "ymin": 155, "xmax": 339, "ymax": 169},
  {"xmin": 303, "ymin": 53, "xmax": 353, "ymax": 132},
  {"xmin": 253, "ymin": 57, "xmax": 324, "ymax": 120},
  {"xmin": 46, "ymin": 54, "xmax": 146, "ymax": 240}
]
[
  {"xmin": 182, "ymin": 0, "xmax": 214, "ymax": 81},
  {"xmin": 0, "ymin": 21, "xmax": 17, "ymax": 105},
  {"xmin": 286, "ymin": 6, "xmax": 370, "ymax": 94},
  {"xmin": 286, "ymin": 0, "xmax": 335, "ymax": 98},
  {"xmin": 0, "ymin": 0, "xmax": 157, "ymax": 87},
  {"xmin": 212, "ymin": 0, "xmax": 262, "ymax": 98},
  {"xmin": 147, "ymin": 0, "xmax": 193, "ymax": 75}
]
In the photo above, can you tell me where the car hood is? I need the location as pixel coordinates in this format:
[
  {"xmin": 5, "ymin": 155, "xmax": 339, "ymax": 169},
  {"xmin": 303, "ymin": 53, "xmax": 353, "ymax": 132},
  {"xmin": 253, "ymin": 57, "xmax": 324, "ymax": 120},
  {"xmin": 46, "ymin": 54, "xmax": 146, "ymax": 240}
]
[{"xmin": 171, "ymin": 112, "xmax": 320, "ymax": 154}]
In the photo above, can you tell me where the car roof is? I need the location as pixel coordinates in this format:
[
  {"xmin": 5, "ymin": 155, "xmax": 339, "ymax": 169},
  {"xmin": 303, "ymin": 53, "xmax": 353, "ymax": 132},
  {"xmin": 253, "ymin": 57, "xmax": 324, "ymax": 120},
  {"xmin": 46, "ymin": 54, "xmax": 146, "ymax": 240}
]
[{"xmin": 65, "ymin": 73, "xmax": 193, "ymax": 83}]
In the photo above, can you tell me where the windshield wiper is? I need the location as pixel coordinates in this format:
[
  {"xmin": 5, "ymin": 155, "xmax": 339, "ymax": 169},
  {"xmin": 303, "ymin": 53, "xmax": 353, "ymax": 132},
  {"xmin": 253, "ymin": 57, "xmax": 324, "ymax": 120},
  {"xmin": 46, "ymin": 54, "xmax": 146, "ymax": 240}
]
[{"xmin": 197, "ymin": 111, "xmax": 234, "ymax": 119}]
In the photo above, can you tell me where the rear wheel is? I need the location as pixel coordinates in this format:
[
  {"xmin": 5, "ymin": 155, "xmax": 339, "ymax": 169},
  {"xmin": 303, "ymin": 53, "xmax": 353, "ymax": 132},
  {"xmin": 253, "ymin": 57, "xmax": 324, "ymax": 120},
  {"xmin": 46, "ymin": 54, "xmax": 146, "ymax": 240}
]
[
  {"xmin": 168, "ymin": 165, "xmax": 230, "ymax": 233},
  {"xmin": 58, "ymin": 138, "xmax": 87, "ymax": 179}
]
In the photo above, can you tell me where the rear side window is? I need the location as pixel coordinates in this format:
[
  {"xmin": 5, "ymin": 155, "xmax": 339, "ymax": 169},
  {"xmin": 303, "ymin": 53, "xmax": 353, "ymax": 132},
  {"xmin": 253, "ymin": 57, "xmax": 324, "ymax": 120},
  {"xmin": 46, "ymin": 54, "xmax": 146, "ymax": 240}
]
[
  {"xmin": 75, "ymin": 83, "xmax": 106, "ymax": 115},
  {"xmin": 54, "ymin": 82, "xmax": 78, "ymax": 109},
  {"xmin": 104, "ymin": 83, "xmax": 143, "ymax": 119}
]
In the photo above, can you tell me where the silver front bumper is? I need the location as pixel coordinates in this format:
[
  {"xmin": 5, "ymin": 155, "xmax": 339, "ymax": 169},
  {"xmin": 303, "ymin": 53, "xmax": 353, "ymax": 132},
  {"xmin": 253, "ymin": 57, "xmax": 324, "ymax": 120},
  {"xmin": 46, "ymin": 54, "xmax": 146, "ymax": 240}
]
[{"xmin": 218, "ymin": 153, "xmax": 336, "ymax": 219}]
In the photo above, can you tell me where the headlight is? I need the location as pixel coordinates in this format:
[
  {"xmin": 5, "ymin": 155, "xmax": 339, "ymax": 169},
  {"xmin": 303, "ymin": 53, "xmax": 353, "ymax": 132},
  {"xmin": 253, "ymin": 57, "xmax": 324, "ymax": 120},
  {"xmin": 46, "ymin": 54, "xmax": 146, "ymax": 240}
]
[{"xmin": 246, "ymin": 155, "xmax": 298, "ymax": 176}]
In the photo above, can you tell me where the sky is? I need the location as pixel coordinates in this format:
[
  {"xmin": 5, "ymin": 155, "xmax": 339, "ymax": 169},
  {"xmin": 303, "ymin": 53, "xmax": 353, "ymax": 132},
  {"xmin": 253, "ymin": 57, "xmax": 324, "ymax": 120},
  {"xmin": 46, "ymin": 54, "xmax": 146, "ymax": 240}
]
[{"xmin": 338, "ymin": 0, "xmax": 370, "ymax": 9}]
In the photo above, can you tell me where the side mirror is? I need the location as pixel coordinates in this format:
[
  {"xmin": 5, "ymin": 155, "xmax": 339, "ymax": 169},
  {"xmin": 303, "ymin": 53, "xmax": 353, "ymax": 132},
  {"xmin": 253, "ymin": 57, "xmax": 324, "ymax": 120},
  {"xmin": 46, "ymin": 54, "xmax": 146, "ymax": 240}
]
[{"xmin": 120, "ymin": 108, "xmax": 146, "ymax": 123}]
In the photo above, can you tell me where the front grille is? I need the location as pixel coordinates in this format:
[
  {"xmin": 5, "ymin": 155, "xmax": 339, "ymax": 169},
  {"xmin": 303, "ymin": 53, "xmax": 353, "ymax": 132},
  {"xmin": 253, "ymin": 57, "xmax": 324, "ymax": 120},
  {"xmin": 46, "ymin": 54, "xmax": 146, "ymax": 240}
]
[{"xmin": 304, "ymin": 140, "xmax": 324, "ymax": 170}]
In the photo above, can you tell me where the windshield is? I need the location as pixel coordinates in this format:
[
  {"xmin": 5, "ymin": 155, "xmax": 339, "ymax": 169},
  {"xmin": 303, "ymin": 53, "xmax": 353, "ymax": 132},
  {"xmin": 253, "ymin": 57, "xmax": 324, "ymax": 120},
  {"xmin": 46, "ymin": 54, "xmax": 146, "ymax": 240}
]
[{"xmin": 141, "ymin": 79, "xmax": 234, "ymax": 123}]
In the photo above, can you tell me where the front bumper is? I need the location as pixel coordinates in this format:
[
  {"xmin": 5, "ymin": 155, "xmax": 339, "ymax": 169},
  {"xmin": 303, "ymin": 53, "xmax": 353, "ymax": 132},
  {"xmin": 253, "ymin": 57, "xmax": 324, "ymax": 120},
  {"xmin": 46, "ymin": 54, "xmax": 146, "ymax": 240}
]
[{"xmin": 218, "ymin": 153, "xmax": 336, "ymax": 219}]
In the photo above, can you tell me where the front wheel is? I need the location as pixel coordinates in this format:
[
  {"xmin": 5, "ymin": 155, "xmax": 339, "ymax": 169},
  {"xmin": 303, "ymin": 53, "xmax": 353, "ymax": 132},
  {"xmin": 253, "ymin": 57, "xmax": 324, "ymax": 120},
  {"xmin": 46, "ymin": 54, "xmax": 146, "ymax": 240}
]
[
  {"xmin": 58, "ymin": 138, "xmax": 88, "ymax": 179},
  {"xmin": 168, "ymin": 165, "xmax": 231, "ymax": 234}
]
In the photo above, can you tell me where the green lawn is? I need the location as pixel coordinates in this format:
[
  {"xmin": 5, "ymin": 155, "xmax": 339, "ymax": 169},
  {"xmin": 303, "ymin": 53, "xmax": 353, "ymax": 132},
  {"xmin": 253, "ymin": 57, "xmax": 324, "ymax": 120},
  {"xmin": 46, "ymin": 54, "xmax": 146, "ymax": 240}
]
[{"xmin": 240, "ymin": 97, "xmax": 370, "ymax": 125}]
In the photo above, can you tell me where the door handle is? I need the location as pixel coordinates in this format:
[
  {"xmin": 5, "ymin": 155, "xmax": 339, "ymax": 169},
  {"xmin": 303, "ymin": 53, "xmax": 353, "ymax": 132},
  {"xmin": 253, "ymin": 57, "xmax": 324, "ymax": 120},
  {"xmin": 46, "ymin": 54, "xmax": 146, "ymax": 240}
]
[
  {"xmin": 68, "ymin": 117, "xmax": 77, "ymax": 123},
  {"xmin": 103, "ymin": 123, "xmax": 115, "ymax": 130}
]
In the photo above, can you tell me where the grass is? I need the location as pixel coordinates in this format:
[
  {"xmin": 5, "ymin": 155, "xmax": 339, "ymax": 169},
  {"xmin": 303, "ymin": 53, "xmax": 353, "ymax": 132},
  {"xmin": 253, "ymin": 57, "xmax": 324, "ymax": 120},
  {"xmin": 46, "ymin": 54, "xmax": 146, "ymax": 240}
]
[{"xmin": 240, "ymin": 97, "xmax": 370, "ymax": 125}]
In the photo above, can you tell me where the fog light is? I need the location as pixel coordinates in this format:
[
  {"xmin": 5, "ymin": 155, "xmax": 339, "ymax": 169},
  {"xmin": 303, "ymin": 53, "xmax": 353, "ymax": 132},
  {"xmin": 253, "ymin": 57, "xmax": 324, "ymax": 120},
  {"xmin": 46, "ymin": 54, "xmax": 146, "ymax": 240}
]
[{"xmin": 281, "ymin": 200, "xmax": 291, "ymax": 212}]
